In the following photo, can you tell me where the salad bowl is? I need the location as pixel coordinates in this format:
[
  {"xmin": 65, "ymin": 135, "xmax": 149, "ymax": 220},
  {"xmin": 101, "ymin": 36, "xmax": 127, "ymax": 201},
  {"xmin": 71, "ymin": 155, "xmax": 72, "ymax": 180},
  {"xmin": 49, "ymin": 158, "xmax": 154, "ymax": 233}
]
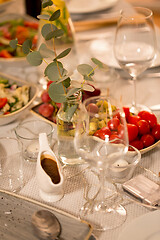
[
  {"xmin": 0, "ymin": 13, "xmax": 38, "ymax": 63},
  {"xmin": 0, "ymin": 72, "xmax": 38, "ymax": 126}
]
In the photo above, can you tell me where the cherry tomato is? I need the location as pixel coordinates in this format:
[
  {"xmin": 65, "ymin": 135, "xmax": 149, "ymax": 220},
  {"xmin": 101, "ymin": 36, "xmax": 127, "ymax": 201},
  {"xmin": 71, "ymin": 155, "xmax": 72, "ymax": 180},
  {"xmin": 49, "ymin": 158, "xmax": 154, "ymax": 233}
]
[
  {"xmin": 94, "ymin": 127, "xmax": 111, "ymax": 140},
  {"xmin": 0, "ymin": 50, "xmax": 12, "ymax": 58},
  {"xmin": 41, "ymin": 91, "xmax": 51, "ymax": 103},
  {"xmin": 123, "ymin": 106, "xmax": 130, "ymax": 120},
  {"xmin": 86, "ymin": 103, "xmax": 99, "ymax": 113},
  {"xmin": 47, "ymin": 80, "xmax": 53, "ymax": 89},
  {"xmin": 128, "ymin": 115, "xmax": 141, "ymax": 126},
  {"xmin": 136, "ymin": 119, "xmax": 150, "ymax": 135},
  {"xmin": 0, "ymin": 97, "xmax": 7, "ymax": 108},
  {"xmin": 127, "ymin": 123, "xmax": 138, "ymax": 142},
  {"xmin": 141, "ymin": 134, "xmax": 155, "ymax": 148},
  {"xmin": 130, "ymin": 139, "xmax": 144, "ymax": 150},
  {"xmin": 38, "ymin": 103, "xmax": 54, "ymax": 118},
  {"xmin": 55, "ymin": 102, "xmax": 61, "ymax": 109},
  {"xmin": 108, "ymin": 118, "xmax": 120, "ymax": 131},
  {"xmin": 138, "ymin": 111, "xmax": 157, "ymax": 128},
  {"xmin": 117, "ymin": 124, "xmax": 125, "ymax": 138},
  {"xmin": 152, "ymin": 124, "xmax": 160, "ymax": 141},
  {"xmin": 24, "ymin": 21, "xmax": 39, "ymax": 30},
  {"xmin": 109, "ymin": 134, "xmax": 121, "ymax": 143}
]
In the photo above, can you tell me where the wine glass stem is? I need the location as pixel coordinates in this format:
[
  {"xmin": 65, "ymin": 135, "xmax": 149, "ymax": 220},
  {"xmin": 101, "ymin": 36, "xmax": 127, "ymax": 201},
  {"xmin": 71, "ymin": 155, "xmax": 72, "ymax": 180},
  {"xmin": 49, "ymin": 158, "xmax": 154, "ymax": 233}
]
[
  {"xmin": 99, "ymin": 169, "xmax": 106, "ymax": 206},
  {"xmin": 132, "ymin": 76, "xmax": 137, "ymax": 108}
]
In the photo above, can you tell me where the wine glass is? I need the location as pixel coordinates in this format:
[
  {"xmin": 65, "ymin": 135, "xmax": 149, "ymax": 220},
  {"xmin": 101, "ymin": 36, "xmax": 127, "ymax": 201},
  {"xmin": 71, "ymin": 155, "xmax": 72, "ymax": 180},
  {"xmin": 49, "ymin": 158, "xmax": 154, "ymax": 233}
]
[
  {"xmin": 74, "ymin": 96, "xmax": 129, "ymax": 230},
  {"xmin": 114, "ymin": 7, "xmax": 157, "ymax": 114}
]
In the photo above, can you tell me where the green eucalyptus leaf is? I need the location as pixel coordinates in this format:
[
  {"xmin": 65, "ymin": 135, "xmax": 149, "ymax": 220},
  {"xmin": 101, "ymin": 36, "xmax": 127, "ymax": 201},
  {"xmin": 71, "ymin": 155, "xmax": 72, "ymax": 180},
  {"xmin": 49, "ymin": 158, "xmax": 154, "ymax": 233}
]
[
  {"xmin": 52, "ymin": 29, "xmax": 64, "ymax": 38},
  {"xmin": 22, "ymin": 39, "xmax": 32, "ymax": 54},
  {"xmin": 41, "ymin": 24, "xmax": 57, "ymax": 39},
  {"xmin": 66, "ymin": 87, "xmax": 81, "ymax": 97},
  {"xmin": 56, "ymin": 75, "xmax": 70, "ymax": 83},
  {"xmin": 70, "ymin": 80, "xmax": 82, "ymax": 88},
  {"xmin": 82, "ymin": 84, "xmax": 95, "ymax": 92},
  {"xmin": 48, "ymin": 82, "xmax": 66, "ymax": 103},
  {"xmin": 65, "ymin": 104, "xmax": 78, "ymax": 121},
  {"xmin": 42, "ymin": 0, "xmax": 53, "ymax": 8},
  {"xmin": 44, "ymin": 61, "xmax": 64, "ymax": 81},
  {"xmin": 39, "ymin": 43, "xmax": 55, "ymax": 58},
  {"xmin": 37, "ymin": 14, "xmax": 50, "ymax": 20},
  {"xmin": 56, "ymin": 48, "xmax": 71, "ymax": 59},
  {"xmin": 9, "ymin": 39, "xmax": 18, "ymax": 49},
  {"xmin": 91, "ymin": 57, "xmax": 109, "ymax": 70},
  {"xmin": 45, "ymin": 31, "xmax": 55, "ymax": 40},
  {"xmin": 77, "ymin": 64, "xmax": 94, "ymax": 76},
  {"xmin": 63, "ymin": 77, "xmax": 71, "ymax": 88},
  {"xmin": 49, "ymin": 9, "xmax": 60, "ymax": 21},
  {"xmin": 26, "ymin": 51, "xmax": 43, "ymax": 66},
  {"xmin": 83, "ymin": 75, "xmax": 93, "ymax": 81}
]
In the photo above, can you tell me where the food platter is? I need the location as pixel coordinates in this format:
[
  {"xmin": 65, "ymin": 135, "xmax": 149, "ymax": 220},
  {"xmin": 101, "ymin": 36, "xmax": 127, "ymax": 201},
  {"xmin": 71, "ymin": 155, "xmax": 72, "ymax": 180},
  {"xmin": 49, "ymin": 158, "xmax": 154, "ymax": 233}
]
[
  {"xmin": 0, "ymin": 189, "xmax": 93, "ymax": 240},
  {"xmin": 30, "ymin": 102, "xmax": 160, "ymax": 155}
]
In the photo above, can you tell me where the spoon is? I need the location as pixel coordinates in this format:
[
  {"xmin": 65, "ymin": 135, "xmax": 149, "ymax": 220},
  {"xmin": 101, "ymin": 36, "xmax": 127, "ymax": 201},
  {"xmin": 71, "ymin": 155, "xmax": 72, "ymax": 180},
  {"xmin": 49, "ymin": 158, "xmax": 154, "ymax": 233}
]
[{"xmin": 32, "ymin": 210, "xmax": 61, "ymax": 240}]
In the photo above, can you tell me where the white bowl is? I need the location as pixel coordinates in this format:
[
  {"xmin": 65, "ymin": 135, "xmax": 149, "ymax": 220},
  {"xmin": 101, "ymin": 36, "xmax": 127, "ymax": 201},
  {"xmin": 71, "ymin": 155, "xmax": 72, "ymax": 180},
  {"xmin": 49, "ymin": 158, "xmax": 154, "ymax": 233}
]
[{"xmin": 0, "ymin": 72, "xmax": 38, "ymax": 126}]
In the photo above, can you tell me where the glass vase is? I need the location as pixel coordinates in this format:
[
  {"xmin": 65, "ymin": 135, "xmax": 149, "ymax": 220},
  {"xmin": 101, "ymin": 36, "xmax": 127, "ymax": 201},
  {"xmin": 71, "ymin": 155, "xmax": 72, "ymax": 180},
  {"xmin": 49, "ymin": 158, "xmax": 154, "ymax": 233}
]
[{"xmin": 56, "ymin": 93, "xmax": 86, "ymax": 165}]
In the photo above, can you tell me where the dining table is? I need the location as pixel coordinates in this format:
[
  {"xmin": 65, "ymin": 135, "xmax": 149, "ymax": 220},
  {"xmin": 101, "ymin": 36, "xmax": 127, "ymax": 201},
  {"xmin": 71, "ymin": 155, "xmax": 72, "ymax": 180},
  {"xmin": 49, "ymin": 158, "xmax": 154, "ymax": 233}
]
[{"xmin": 0, "ymin": 0, "xmax": 160, "ymax": 239}]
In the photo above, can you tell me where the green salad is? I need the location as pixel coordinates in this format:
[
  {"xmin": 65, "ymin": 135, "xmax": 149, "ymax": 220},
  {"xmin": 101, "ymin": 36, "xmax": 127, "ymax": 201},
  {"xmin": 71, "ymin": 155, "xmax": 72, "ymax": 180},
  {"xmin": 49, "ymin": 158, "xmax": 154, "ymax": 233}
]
[{"xmin": 0, "ymin": 77, "xmax": 30, "ymax": 115}]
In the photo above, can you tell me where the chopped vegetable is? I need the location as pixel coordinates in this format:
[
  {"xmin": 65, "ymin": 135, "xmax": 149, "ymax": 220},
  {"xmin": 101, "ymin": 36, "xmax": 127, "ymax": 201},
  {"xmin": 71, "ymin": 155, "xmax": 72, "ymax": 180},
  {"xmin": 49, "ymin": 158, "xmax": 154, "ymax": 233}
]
[
  {"xmin": 0, "ymin": 77, "xmax": 30, "ymax": 114},
  {"xmin": 0, "ymin": 18, "xmax": 38, "ymax": 58}
]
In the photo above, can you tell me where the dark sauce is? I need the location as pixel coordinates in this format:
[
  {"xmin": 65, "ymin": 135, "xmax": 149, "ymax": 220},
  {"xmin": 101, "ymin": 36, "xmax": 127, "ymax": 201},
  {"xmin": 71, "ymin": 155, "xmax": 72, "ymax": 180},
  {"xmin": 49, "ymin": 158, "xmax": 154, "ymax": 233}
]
[{"xmin": 41, "ymin": 157, "xmax": 61, "ymax": 184}]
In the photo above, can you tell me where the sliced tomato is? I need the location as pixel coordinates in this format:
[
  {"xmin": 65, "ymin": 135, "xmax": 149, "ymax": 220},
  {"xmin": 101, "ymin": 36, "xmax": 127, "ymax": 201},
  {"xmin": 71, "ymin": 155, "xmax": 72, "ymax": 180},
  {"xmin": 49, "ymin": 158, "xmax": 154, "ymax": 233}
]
[
  {"xmin": 0, "ymin": 50, "xmax": 12, "ymax": 58},
  {"xmin": 15, "ymin": 26, "xmax": 29, "ymax": 44},
  {"xmin": 24, "ymin": 21, "xmax": 39, "ymax": 30},
  {"xmin": 0, "ymin": 98, "xmax": 7, "ymax": 108}
]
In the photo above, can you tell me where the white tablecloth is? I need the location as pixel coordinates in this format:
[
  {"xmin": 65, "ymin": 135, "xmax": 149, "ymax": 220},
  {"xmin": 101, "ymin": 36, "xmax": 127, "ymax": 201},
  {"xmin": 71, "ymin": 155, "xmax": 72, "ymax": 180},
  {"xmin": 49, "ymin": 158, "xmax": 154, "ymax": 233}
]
[{"xmin": 1, "ymin": 0, "xmax": 160, "ymax": 239}]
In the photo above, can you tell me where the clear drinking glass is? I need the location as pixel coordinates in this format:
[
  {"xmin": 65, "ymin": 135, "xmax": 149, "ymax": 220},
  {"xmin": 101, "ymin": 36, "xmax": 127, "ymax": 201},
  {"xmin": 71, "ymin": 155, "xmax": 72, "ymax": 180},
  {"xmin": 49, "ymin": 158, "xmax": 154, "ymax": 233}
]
[
  {"xmin": 74, "ymin": 96, "xmax": 129, "ymax": 230},
  {"xmin": 114, "ymin": 7, "xmax": 157, "ymax": 114},
  {"xmin": 15, "ymin": 120, "xmax": 54, "ymax": 162}
]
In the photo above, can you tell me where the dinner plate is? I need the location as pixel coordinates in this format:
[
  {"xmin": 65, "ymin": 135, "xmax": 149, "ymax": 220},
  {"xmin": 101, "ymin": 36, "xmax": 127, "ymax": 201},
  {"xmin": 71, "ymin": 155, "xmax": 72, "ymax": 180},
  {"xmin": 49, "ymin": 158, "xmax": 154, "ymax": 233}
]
[
  {"xmin": 67, "ymin": 0, "xmax": 118, "ymax": 14},
  {"xmin": 0, "ymin": 190, "xmax": 93, "ymax": 240},
  {"xmin": 118, "ymin": 210, "xmax": 160, "ymax": 240}
]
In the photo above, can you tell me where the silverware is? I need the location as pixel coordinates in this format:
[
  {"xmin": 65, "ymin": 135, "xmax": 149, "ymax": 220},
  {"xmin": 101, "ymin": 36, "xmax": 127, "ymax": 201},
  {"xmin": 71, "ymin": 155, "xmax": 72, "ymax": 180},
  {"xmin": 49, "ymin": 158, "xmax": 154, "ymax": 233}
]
[{"xmin": 32, "ymin": 210, "xmax": 61, "ymax": 240}]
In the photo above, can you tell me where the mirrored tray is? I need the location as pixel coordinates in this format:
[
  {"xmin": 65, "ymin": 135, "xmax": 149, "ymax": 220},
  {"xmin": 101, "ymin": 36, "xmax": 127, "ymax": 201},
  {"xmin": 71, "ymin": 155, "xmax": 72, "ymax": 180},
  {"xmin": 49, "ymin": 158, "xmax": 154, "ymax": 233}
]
[{"xmin": 0, "ymin": 190, "xmax": 93, "ymax": 240}]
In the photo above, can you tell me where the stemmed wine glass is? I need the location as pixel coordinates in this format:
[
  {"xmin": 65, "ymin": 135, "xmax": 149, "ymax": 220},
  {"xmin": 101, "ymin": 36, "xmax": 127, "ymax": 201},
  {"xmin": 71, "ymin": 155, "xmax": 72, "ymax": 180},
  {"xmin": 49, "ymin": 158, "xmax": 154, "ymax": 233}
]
[
  {"xmin": 114, "ymin": 7, "xmax": 157, "ymax": 114},
  {"xmin": 74, "ymin": 96, "xmax": 129, "ymax": 230}
]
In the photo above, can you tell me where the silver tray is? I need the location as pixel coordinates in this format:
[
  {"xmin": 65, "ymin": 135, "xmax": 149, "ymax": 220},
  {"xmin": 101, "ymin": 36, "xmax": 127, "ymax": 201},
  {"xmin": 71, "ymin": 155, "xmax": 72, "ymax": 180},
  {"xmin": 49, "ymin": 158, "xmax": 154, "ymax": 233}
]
[{"xmin": 0, "ymin": 190, "xmax": 93, "ymax": 240}]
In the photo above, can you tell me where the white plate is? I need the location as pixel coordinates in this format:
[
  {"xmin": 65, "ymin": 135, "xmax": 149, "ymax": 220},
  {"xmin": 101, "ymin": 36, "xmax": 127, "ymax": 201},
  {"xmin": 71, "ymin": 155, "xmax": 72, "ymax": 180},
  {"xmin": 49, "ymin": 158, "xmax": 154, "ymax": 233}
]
[
  {"xmin": 67, "ymin": 0, "xmax": 118, "ymax": 14},
  {"xmin": 118, "ymin": 210, "xmax": 160, "ymax": 240}
]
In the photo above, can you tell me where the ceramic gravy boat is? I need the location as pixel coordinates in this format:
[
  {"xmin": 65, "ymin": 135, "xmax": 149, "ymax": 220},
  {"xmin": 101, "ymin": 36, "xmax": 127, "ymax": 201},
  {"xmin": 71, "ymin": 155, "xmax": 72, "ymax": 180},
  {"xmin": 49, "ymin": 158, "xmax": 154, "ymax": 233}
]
[{"xmin": 36, "ymin": 133, "xmax": 64, "ymax": 202}]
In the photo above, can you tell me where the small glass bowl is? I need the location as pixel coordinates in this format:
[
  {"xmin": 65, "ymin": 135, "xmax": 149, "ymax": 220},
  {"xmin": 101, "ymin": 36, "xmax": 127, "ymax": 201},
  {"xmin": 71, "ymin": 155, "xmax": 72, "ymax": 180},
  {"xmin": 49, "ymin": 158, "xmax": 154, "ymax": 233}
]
[{"xmin": 15, "ymin": 120, "xmax": 54, "ymax": 162}]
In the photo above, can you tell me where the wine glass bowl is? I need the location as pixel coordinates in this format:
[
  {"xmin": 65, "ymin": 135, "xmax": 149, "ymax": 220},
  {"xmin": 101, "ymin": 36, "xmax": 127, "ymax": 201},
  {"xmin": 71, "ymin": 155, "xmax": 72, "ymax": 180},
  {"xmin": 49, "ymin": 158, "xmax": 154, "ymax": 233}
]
[
  {"xmin": 74, "ymin": 96, "xmax": 130, "ymax": 230},
  {"xmin": 114, "ymin": 7, "xmax": 157, "ymax": 114}
]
